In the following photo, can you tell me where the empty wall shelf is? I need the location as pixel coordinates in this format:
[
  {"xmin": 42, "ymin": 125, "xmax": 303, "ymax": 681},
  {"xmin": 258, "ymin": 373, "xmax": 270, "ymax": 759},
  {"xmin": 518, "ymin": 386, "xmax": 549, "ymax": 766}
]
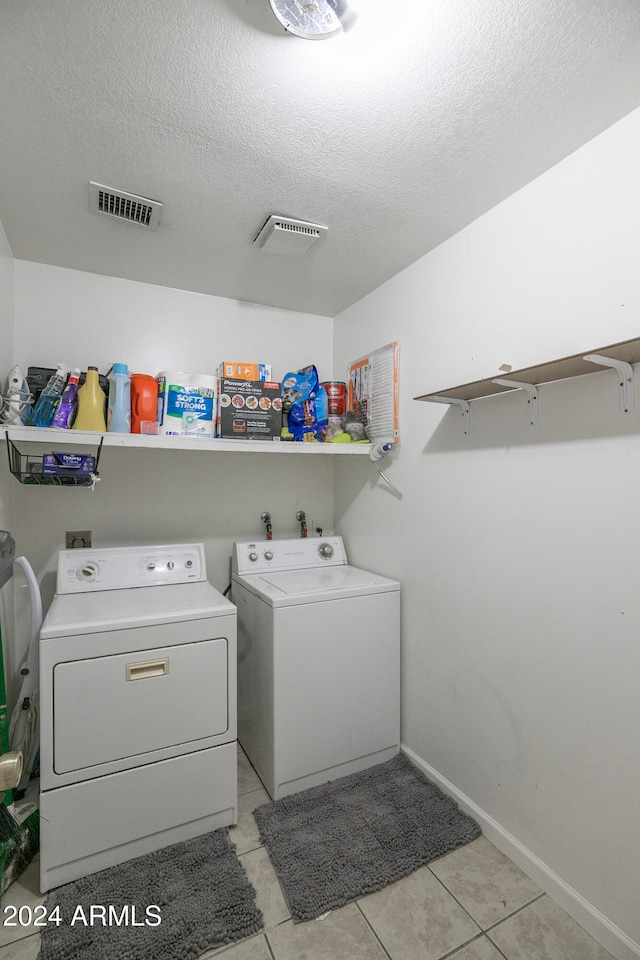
[{"xmin": 414, "ymin": 335, "xmax": 640, "ymax": 433}]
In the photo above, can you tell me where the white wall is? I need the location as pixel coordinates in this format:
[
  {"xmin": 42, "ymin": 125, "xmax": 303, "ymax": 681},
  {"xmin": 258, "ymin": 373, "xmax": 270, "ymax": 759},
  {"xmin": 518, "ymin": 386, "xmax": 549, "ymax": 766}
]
[
  {"xmin": 0, "ymin": 219, "xmax": 15, "ymax": 534},
  {"xmin": 0, "ymin": 219, "xmax": 18, "ymax": 706},
  {"xmin": 11, "ymin": 261, "xmax": 336, "ymax": 606},
  {"xmin": 334, "ymin": 107, "xmax": 640, "ymax": 958}
]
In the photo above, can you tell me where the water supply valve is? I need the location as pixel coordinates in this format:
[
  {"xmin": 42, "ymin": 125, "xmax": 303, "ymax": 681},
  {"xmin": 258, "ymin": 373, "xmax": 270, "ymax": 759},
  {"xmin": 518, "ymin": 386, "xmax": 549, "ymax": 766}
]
[
  {"xmin": 296, "ymin": 510, "xmax": 308, "ymax": 538},
  {"xmin": 261, "ymin": 512, "xmax": 273, "ymax": 540}
]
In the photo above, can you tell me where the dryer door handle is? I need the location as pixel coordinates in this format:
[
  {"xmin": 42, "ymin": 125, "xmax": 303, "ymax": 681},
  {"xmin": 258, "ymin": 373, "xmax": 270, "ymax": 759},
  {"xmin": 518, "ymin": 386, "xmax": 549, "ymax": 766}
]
[{"xmin": 125, "ymin": 658, "xmax": 170, "ymax": 681}]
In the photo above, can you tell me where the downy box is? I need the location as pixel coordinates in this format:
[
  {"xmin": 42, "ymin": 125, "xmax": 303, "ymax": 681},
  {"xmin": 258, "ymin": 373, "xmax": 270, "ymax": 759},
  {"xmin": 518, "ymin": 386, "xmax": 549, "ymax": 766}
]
[{"xmin": 42, "ymin": 452, "xmax": 97, "ymax": 477}]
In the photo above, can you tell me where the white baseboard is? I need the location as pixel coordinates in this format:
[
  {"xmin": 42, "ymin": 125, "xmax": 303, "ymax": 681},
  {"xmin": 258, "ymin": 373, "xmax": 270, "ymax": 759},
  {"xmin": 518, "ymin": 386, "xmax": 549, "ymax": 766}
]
[{"xmin": 401, "ymin": 744, "xmax": 640, "ymax": 960}]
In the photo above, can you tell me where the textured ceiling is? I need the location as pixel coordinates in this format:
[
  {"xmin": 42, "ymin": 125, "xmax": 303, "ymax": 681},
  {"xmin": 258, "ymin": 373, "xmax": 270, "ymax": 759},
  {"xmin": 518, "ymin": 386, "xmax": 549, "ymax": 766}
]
[{"xmin": 1, "ymin": 0, "xmax": 640, "ymax": 317}]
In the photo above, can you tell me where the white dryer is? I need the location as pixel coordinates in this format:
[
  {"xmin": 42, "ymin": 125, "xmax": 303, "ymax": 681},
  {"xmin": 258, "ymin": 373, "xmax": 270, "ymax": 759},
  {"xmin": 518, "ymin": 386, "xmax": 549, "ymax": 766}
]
[
  {"xmin": 232, "ymin": 536, "xmax": 400, "ymax": 801},
  {"xmin": 39, "ymin": 543, "xmax": 237, "ymax": 892}
]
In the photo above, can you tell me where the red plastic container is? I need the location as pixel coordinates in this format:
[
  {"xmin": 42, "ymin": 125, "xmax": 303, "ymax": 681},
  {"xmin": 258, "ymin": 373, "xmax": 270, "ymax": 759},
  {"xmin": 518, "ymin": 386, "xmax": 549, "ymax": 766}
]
[{"xmin": 130, "ymin": 373, "xmax": 159, "ymax": 433}]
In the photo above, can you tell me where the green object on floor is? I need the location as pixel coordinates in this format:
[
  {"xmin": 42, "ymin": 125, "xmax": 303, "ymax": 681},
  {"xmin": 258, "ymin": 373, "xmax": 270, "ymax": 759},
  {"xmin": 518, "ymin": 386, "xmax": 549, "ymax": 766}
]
[
  {"xmin": 0, "ymin": 614, "xmax": 35, "ymax": 895},
  {"xmin": 0, "ymin": 800, "xmax": 39, "ymax": 896},
  {"xmin": 0, "ymin": 530, "xmax": 40, "ymax": 893}
]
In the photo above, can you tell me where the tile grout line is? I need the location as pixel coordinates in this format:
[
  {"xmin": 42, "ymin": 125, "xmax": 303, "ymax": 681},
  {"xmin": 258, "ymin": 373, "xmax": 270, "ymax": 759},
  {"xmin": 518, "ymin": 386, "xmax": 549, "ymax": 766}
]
[
  {"xmin": 263, "ymin": 929, "xmax": 278, "ymax": 960},
  {"xmin": 236, "ymin": 839, "xmax": 264, "ymax": 857},
  {"xmin": 0, "ymin": 929, "xmax": 41, "ymax": 957},
  {"xmin": 438, "ymin": 932, "xmax": 495, "ymax": 960},
  {"xmin": 482, "ymin": 891, "xmax": 547, "ymax": 937},
  {"xmin": 484, "ymin": 937, "xmax": 511, "ymax": 960},
  {"xmin": 426, "ymin": 859, "xmax": 546, "ymax": 936},
  {"xmin": 354, "ymin": 899, "xmax": 395, "ymax": 960},
  {"xmin": 425, "ymin": 862, "xmax": 486, "ymax": 933}
]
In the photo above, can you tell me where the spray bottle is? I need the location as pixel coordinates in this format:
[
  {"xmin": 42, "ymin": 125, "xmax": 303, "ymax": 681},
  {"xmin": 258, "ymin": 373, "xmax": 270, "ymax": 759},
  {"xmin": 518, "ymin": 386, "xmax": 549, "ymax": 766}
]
[
  {"xmin": 50, "ymin": 368, "xmax": 81, "ymax": 429},
  {"xmin": 31, "ymin": 364, "xmax": 69, "ymax": 428}
]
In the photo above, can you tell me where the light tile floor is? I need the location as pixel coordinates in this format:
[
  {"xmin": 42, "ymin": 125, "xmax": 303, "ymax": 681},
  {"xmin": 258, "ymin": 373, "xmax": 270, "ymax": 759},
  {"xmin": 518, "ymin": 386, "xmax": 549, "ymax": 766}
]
[{"xmin": 0, "ymin": 750, "xmax": 616, "ymax": 960}]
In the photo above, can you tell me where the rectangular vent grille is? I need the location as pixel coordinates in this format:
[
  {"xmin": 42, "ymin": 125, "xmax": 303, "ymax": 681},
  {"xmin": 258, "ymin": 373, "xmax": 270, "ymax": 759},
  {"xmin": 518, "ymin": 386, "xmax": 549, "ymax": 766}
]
[
  {"xmin": 253, "ymin": 215, "xmax": 328, "ymax": 257},
  {"xmin": 99, "ymin": 190, "xmax": 152, "ymax": 225},
  {"xmin": 89, "ymin": 182, "xmax": 162, "ymax": 230},
  {"xmin": 275, "ymin": 221, "xmax": 320, "ymax": 239}
]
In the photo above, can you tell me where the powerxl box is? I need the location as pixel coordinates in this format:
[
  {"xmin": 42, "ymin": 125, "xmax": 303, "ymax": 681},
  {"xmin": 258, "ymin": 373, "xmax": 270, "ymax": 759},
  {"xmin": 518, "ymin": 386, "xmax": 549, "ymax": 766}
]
[{"xmin": 216, "ymin": 379, "xmax": 282, "ymax": 440}]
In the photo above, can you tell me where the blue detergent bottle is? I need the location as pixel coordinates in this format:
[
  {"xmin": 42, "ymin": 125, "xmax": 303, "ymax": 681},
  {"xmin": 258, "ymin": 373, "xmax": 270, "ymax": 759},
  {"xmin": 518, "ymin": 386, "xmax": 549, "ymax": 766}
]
[
  {"xmin": 31, "ymin": 364, "xmax": 69, "ymax": 427},
  {"xmin": 107, "ymin": 363, "xmax": 131, "ymax": 433}
]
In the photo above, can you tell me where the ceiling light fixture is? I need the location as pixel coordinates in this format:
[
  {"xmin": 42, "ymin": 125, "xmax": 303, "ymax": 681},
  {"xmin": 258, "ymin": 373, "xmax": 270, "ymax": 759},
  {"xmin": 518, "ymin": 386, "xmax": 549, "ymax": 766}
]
[{"xmin": 268, "ymin": 0, "xmax": 358, "ymax": 40}]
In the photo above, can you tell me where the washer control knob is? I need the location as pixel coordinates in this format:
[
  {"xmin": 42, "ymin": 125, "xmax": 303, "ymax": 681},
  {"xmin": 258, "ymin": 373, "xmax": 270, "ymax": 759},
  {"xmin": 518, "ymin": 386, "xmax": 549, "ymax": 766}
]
[
  {"xmin": 146, "ymin": 562, "xmax": 156, "ymax": 572},
  {"xmin": 318, "ymin": 542, "xmax": 334, "ymax": 559},
  {"xmin": 167, "ymin": 560, "xmax": 175, "ymax": 571},
  {"xmin": 249, "ymin": 552, "xmax": 258, "ymax": 562},
  {"xmin": 185, "ymin": 559, "xmax": 193, "ymax": 568},
  {"xmin": 264, "ymin": 550, "xmax": 274, "ymax": 561}
]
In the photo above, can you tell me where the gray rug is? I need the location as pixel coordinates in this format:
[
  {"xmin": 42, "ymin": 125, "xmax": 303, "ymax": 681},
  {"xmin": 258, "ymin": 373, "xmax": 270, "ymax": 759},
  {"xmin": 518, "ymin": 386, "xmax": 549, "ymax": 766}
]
[
  {"xmin": 38, "ymin": 829, "xmax": 263, "ymax": 960},
  {"xmin": 253, "ymin": 752, "xmax": 481, "ymax": 922}
]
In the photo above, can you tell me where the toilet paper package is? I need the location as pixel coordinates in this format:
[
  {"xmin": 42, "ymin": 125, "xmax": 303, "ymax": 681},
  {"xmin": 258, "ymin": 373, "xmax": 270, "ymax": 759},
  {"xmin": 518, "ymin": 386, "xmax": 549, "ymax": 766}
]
[{"xmin": 156, "ymin": 372, "xmax": 216, "ymax": 438}]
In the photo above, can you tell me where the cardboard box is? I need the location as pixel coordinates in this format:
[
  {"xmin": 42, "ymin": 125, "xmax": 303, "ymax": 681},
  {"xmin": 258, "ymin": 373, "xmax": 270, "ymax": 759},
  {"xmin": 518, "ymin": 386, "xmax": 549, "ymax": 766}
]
[
  {"xmin": 42, "ymin": 452, "xmax": 97, "ymax": 477},
  {"xmin": 215, "ymin": 362, "xmax": 272, "ymax": 381},
  {"xmin": 216, "ymin": 379, "xmax": 282, "ymax": 440}
]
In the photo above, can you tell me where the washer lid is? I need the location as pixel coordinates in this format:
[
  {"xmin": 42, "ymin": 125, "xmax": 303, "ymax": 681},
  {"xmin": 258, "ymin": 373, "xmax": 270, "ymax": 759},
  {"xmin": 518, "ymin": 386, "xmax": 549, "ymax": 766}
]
[
  {"xmin": 41, "ymin": 580, "xmax": 234, "ymax": 638},
  {"xmin": 235, "ymin": 565, "xmax": 399, "ymax": 606}
]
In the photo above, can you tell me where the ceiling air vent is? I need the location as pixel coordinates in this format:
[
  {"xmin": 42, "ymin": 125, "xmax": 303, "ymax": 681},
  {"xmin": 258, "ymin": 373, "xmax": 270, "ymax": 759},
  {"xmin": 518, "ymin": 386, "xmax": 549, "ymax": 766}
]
[
  {"xmin": 89, "ymin": 182, "xmax": 163, "ymax": 230},
  {"xmin": 253, "ymin": 215, "xmax": 328, "ymax": 257}
]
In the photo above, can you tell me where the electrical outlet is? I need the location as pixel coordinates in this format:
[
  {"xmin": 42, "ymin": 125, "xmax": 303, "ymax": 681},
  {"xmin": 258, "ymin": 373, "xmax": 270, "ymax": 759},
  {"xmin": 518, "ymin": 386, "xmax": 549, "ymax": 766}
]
[
  {"xmin": 66, "ymin": 530, "xmax": 92, "ymax": 549},
  {"xmin": 310, "ymin": 518, "xmax": 328, "ymax": 538}
]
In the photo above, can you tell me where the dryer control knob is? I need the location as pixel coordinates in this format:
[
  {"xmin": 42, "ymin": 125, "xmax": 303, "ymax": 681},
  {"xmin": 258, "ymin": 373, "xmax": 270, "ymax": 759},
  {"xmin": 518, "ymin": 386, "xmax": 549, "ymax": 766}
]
[
  {"xmin": 249, "ymin": 552, "xmax": 258, "ymax": 562},
  {"xmin": 264, "ymin": 550, "xmax": 274, "ymax": 561},
  {"xmin": 318, "ymin": 542, "xmax": 334, "ymax": 559},
  {"xmin": 77, "ymin": 561, "xmax": 99, "ymax": 582}
]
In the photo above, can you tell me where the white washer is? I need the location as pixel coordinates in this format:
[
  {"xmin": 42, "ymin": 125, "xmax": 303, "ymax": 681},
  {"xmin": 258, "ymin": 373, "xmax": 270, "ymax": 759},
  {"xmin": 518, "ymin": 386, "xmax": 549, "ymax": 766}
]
[
  {"xmin": 39, "ymin": 543, "xmax": 237, "ymax": 892},
  {"xmin": 232, "ymin": 536, "xmax": 400, "ymax": 800}
]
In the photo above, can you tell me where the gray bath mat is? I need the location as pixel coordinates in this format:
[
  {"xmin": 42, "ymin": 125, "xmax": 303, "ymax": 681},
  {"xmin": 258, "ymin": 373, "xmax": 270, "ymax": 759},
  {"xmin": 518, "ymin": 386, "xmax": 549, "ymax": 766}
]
[
  {"xmin": 253, "ymin": 752, "xmax": 481, "ymax": 922},
  {"xmin": 38, "ymin": 829, "xmax": 263, "ymax": 960}
]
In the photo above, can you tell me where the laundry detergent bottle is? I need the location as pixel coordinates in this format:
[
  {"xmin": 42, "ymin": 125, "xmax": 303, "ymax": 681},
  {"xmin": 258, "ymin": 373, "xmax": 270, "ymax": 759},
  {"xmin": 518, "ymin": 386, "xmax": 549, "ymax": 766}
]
[
  {"xmin": 107, "ymin": 363, "xmax": 131, "ymax": 433},
  {"xmin": 72, "ymin": 366, "xmax": 107, "ymax": 432}
]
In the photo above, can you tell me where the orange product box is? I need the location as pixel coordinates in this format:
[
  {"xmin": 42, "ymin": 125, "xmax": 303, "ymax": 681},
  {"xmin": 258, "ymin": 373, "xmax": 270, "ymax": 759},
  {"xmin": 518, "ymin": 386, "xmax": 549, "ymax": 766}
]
[{"xmin": 215, "ymin": 362, "xmax": 272, "ymax": 381}]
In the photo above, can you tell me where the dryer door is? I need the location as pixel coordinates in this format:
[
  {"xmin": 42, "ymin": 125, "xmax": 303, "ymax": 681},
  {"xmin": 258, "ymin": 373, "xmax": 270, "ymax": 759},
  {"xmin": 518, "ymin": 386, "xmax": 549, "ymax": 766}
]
[{"xmin": 53, "ymin": 638, "xmax": 229, "ymax": 774}]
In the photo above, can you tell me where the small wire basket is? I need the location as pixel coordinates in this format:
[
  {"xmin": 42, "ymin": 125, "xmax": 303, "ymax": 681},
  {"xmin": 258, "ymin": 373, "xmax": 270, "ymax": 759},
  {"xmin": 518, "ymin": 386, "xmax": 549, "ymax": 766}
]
[{"xmin": 5, "ymin": 434, "xmax": 103, "ymax": 487}]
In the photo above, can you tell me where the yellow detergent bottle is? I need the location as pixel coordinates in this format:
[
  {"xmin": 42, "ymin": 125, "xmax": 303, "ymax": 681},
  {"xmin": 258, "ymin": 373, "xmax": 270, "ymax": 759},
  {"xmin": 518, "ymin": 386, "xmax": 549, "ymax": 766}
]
[{"xmin": 72, "ymin": 366, "xmax": 107, "ymax": 432}]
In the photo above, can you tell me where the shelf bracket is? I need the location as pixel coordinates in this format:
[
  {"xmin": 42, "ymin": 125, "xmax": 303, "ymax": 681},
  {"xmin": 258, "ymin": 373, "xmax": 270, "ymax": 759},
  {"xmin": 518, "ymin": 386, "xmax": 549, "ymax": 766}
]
[
  {"xmin": 492, "ymin": 379, "xmax": 538, "ymax": 425},
  {"xmin": 427, "ymin": 396, "xmax": 470, "ymax": 435},
  {"xmin": 583, "ymin": 354, "xmax": 634, "ymax": 414}
]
